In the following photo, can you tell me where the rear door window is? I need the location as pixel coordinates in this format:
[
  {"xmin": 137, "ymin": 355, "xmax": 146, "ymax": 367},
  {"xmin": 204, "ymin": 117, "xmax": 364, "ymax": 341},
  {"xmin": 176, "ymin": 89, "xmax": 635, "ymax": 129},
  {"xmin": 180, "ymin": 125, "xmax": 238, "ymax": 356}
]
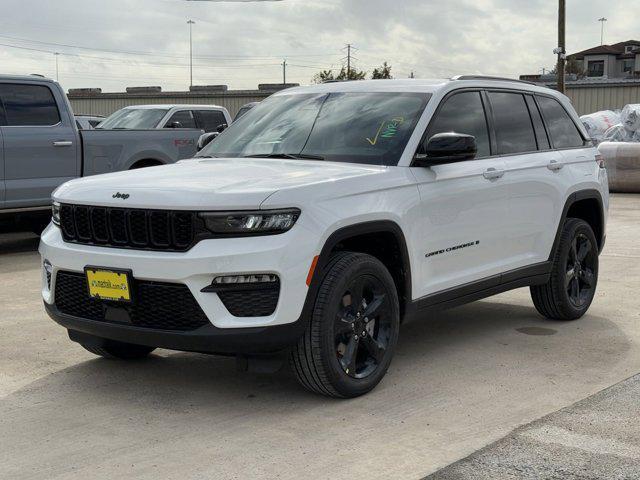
[
  {"xmin": 195, "ymin": 110, "xmax": 227, "ymax": 132},
  {"xmin": 165, "ymin": 110, "xmax": 197, "ymax": 129},
  {"xmin": 536, "ymin": 96, "xmax": 584, "ymax": 148},
  {"xmin": 426, "ymin": 91, "xmax": 490, "ymax": 158},
  {"xmin": 525, "ymin": 95, "xmax": 551, "ymax": 150},
  {"xmin": 487, "ymin": 91, "xmax": 537, "ymax": 155},
  {"xmin": 0, "ymin": 83, "xmax": 61, "ymax": 126}
]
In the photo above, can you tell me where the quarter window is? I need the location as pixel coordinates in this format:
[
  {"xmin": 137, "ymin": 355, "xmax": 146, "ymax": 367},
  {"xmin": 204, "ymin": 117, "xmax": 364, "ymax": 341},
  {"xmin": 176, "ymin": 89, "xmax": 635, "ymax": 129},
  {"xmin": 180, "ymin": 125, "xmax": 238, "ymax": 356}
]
[
  {"xmin": 536, "ymin": 96, "xmax": 584, "ymax": 149},
  {"xmin": 488, "ymin": 92, "xmax": 537, "ymax": 154},
  {"xmin": 426, "ymin": 91, "xmax": 490, "ymax": 158},
  {"xmin": 0, "ymin": 83, "xmax": 61, "ymax": 126},
  {"xmin": 525, "ymin": 95, "xmax": 551, "ymax": 150}
]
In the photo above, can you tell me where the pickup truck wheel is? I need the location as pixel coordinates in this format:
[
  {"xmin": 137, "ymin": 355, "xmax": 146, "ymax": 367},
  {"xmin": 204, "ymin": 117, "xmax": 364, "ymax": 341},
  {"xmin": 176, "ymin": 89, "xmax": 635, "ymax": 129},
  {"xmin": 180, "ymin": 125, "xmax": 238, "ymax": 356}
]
[
  {"xmin": 80, "ymin": 340, "xmax": 156, "ymax": 360},
  {"xmin": 531, "ymin": 218, "xmax": 598, "ymax": 320},
  {"xmin": 290, "ymin": 252, "xmax": 400, "ymax": 398}
]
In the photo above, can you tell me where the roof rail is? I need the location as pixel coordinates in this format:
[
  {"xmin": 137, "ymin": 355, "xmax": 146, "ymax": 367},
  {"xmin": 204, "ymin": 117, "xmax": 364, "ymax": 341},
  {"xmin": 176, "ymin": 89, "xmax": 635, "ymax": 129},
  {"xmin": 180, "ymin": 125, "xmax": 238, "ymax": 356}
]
[
  {"xmin": 450, "ymin": 75, "xmax": 538, "ymax": 86},
  {"xmin": 30, "ymin": 73, "xmax": 45, "ymax": 78}
]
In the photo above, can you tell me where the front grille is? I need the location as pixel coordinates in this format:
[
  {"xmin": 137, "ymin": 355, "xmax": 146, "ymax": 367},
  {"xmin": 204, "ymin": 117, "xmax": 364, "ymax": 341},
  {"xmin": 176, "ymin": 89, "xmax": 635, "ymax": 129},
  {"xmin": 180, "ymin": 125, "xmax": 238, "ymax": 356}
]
[
  {"xmin": 54, "ymin": 271, "xmax": 210, "ymax": 331},
  {"xmin": 60, "ymin": 204, "xmax": 198, "ymax": 251},
  {"xmin": 217, "ymin": 281, "xmax": 280, "ymax": 317}
]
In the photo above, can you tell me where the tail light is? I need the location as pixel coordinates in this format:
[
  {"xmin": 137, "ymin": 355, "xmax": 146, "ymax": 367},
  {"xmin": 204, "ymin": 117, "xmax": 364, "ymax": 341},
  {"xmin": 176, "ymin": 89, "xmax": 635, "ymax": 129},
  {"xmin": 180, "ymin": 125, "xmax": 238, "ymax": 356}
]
[{"xmin": 595, "ymin": 153, "xmax": 605, "ymax": 169}]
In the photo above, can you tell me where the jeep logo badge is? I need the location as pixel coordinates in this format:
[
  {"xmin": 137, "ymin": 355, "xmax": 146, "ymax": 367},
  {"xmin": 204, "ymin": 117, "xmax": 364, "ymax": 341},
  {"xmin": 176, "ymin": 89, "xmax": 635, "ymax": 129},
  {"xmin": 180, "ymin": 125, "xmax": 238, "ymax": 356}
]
[{"xmin": 112, "ymin": 192, "xmax": 130, "ymax": 200}]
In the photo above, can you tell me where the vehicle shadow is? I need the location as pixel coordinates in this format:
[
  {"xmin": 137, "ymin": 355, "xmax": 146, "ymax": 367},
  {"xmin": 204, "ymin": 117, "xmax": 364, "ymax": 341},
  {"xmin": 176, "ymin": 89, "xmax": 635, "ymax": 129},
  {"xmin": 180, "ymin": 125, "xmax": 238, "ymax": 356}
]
[{"xmin": 0, "ymin": 232, "xmax": 40, "ymax": 255}]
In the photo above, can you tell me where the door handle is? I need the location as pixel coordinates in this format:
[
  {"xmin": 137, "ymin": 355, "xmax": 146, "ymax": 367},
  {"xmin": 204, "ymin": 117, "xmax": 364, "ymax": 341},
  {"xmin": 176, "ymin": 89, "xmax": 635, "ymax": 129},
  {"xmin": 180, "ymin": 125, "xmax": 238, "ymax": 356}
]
[
  {"xmin": 53, "ymin": 140, "xmax": 73, "ymax": 147},
  {"xmin": 483, "ymin": 167, "xmax": 505, "ymax": 180},
  {"xmin": 547, "ymin": 160, "xmax": 564, "ymax": 171}
]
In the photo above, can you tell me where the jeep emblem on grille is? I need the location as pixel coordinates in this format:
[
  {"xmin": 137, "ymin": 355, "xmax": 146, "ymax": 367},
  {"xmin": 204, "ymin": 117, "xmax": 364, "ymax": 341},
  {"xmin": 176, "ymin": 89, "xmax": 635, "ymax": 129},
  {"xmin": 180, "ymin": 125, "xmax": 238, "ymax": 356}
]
[{"xmin": 112, "ymin": 192, "xmax": 130, "ymax": 200}]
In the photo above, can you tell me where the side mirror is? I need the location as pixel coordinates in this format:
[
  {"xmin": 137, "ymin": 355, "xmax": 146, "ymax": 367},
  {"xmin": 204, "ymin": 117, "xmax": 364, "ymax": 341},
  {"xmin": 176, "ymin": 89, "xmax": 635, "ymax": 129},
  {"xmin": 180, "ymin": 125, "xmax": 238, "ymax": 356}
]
[
  {"xmin": 168, "ymin": 121, "xmax": 182, "ymax": 129},
  {"xmin": 216, "ymin": 123, "xmax": 228, "ymax": 133},
  {"xmin": 415, "ymin": 132, "xmax": 477, "ymax": 166},
  {"xmin": 197, "ymin": 132, "xmax": 219, "ymax": 151}
]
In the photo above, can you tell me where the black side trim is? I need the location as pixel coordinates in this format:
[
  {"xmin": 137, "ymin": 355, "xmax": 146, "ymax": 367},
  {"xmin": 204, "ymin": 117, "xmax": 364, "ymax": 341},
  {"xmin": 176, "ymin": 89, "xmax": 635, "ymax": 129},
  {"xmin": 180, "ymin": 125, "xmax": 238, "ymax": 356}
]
[
  {"xmin": 404, "ymin": 261, "xmax": 552, "ymax": 322},
  {"xmin": 304, "ymin": 220, "xmax": 412, "ymax": 321},
  {"xmin": 549, "ymin": 189, "xmax": 605, "ymax": 260},
  {"xmin": 46, "ymin": 302, "xmax": 305, "ymax": 355}
]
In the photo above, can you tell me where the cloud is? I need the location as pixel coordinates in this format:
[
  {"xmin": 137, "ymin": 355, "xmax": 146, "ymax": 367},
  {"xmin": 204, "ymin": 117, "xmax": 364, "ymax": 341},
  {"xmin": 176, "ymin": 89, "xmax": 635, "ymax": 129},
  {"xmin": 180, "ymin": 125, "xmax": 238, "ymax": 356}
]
[{"xmin": 0, "ymin": 0, "xmax": 635, "ymax": 92}]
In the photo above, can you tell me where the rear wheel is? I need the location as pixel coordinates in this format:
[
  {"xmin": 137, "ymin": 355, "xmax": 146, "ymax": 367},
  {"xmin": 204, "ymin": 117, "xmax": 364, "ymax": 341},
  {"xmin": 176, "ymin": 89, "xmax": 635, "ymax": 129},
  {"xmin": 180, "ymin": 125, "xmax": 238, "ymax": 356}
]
[
  {"xmin": 531, "ymin": 218, "xmax": 599, "ymax": 320},
  {"xmin": 290, "ymin": 252, "xmax": 400, "ymax": 398}
]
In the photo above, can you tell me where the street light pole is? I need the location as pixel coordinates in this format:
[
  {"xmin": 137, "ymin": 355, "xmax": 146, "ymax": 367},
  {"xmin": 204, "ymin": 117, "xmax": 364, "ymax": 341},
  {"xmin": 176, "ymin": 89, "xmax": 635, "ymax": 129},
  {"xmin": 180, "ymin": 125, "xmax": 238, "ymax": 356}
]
[
  {"xmin": 54, "ymin": 52, "xmax": 59, "ymax": 81},
  {"xmin": 598, "ymin": 17, "xmax": 607, "ymax": 46},
  {"xmin": 187, "ymin": 19, "xmax": 195, "ymax": 88}
]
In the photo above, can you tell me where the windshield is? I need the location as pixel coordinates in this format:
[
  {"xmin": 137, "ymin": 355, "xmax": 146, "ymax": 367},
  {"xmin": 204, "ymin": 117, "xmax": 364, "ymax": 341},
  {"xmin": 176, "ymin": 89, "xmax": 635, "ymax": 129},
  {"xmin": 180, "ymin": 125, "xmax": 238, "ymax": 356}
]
[
  {"xmin": 199, "ymin": 92, "xmax": 430, "ymax": 166},
  {"xmin": 97, "ymin": 108, "xmax": 169, "ymax": 129}
]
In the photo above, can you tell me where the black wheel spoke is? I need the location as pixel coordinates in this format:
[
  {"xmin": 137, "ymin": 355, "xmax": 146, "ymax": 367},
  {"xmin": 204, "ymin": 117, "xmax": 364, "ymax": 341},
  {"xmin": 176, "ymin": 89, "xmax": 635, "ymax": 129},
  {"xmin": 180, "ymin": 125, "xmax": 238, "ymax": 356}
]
[
  {"xmin": 565, "ymin": 268, "xmax": 575, "ymax": 288},
  {"xmin": 570, "ymin": 238, "xmax": 578, "ymax": 263},
  {"xmin": 340, "ymin": 336, "xmax": 359, "ymax": 375},
  {"xmin": 577, "ymin": 240, "xmax": 592, "ymax": 262},
  {"xmin": 570, "ymin": 277, "xmax": 580, "ymax": 302},
  {"xmin": 361, "ymin": 335, "xmax": 384, "ymax": 363},
  {"xmin": 362, "ymin": 294, "xmax": 385, "ymax": 319},
  {"xmin": 580, "ymin": 268, "xmax": 595, "ymax": 287}
]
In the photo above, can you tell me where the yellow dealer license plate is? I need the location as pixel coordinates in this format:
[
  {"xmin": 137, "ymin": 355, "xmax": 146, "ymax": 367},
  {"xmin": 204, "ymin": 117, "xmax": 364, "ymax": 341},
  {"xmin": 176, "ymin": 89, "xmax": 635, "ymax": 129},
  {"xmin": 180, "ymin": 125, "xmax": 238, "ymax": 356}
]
[{"xmin": 85, "ymin": 268, "xmax": 132, "ymax": 302}]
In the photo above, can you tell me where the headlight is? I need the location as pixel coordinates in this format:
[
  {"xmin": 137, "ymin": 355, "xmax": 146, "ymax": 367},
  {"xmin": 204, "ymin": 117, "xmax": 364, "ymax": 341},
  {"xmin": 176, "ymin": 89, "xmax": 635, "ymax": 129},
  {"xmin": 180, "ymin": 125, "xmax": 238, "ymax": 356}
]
[
  {"xmin": 52, "ymin": 202, "xmax": 61, "ymax": 226},
  {"xmin": 199, "ymin": 208, "xmax": 300, "ymax": 236}
]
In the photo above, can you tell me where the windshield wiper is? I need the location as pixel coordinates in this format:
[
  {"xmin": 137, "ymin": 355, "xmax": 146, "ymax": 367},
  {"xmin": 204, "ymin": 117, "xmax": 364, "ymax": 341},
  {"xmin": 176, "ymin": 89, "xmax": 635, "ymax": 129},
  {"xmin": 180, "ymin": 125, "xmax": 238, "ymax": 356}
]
[{"xmin": 242, "ymin": 153, "xmax": 325, "ymax": 161}]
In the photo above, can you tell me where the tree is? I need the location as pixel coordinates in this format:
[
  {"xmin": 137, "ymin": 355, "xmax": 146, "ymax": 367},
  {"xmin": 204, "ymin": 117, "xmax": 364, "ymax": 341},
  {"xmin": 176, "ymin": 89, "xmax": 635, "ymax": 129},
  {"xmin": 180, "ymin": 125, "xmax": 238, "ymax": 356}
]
[
  {"xmin": 312, "ymin": 66, "xmax": 367, "ymax": 83},
  {"xmin": 371, "ymin": 62, "xmax": 393, "ymax": 79},
  {"xmin": 549, "ymin": 58, "xmax": 585, "ymax": 78}
]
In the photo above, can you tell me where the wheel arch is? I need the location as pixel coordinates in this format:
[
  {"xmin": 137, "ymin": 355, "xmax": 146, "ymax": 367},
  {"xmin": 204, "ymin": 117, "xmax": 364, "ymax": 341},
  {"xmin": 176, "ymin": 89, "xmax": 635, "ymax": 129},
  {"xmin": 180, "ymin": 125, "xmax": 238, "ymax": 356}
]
[
  {"xmin": 550, "ymin": 189, "xmax": 605, "ymax": 261},
  {"xmin": 307, "ymin": 220, "xmax": 412, "ymax": 321}
]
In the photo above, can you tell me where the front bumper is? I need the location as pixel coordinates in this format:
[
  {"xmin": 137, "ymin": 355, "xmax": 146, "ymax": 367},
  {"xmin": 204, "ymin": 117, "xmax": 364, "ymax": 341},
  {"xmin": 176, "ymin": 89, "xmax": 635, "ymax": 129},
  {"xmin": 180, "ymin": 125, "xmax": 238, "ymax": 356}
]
[
  {"xmin": 45, "ymin": 302, "xmax": 306, "ymax": 355},
  {"xmin": 39, "ymin": 223, "xmax": 316, "ymax": 331}
]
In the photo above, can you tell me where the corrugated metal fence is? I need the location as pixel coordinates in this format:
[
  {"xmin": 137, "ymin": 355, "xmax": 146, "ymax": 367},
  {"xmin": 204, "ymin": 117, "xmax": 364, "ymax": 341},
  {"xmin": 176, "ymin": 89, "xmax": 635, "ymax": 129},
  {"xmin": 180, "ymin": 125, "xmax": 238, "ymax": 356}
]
[
  {"xmin": 68, "ymin": 91, "xmax": 273, "ymax": 118},
  {"xmin": 566, "ymin": 84, "xmax": 640, "ymax": 115}
]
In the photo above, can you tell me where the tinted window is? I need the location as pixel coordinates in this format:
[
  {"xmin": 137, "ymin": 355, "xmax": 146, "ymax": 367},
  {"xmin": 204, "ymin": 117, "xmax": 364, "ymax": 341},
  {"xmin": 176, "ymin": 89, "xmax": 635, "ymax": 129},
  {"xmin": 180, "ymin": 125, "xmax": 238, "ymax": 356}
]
[
  {"xmin": 488, "ymin": 92, "xmax": 537, "ymax": 154},
  {"xmin": 525, "ymin": 95, "xmax": 550, "ymax": 150},
  {"xmin": 98, "ymin": 108, "xmax": 168, "ymax": 129},
  {"xmin": 196, "ymin": 110, "xmax": 227, "ymax": 132},
  {"xmin": 202, "ymin": 92, "xmax": 430, "ymax": 166},
  {"xmin": 536, "ymin": 96, "xmax": 584, "ymax": 148},
  {"xmin": 0, "ymin": 83, "xmax": 60, "ymax": 126},
  {"xmin": 165, "ymin": 110, "xmax": 196, "ymax": 129},
  {"xmin": 427, "ymin": 91, "xmax": 490, "ymax": 158}
]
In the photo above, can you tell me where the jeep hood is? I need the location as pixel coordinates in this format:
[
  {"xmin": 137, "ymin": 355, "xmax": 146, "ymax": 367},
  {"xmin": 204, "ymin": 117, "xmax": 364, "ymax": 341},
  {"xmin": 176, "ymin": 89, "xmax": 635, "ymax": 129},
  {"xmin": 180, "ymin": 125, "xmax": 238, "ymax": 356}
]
[{"xmin": 53, "ymin": 157, "xmax": 387, "ymax": 209}]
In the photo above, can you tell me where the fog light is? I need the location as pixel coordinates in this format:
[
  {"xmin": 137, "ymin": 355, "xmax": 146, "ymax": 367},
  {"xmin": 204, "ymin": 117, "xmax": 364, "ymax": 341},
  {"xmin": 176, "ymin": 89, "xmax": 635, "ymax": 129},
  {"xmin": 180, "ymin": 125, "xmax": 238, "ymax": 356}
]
[
  {"xmin": 201, "ymin": 274, "xmax": 279, "ymax": 293},
  {"xmin": 43, "ymin": 260, "xmax": 53, "ymax": 290}
]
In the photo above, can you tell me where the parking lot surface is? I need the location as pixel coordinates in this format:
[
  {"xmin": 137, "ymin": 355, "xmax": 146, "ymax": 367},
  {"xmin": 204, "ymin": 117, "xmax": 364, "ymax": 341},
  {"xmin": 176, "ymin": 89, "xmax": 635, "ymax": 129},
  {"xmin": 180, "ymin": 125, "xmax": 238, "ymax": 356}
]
[{"xmin": 1, "ymin": 194, "xmax": 639, "ymax": 480}]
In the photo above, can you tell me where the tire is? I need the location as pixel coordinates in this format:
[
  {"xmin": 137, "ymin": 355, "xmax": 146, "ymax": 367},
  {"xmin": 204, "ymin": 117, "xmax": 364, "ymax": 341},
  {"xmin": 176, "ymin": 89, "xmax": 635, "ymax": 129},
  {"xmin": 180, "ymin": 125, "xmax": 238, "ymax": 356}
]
[
  {"xmin": 81, "ymin": 340, "xmax": 156, "ymax": 360},
  {"xmin": 289, "ymin": 252, "xmax": 400, "ymax": 398},
  {"xmin": 531, "ymin": 218, "xmax": 599, "ymax": 320}
]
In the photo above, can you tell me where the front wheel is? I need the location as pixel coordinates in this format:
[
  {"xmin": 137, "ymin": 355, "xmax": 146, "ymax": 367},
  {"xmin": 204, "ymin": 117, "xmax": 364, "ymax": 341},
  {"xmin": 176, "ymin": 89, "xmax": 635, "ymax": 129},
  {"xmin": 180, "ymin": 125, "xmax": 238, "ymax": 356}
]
[
  {"xmin": 531, "ymin": 218, "xmax": 599, "ymax": 320},
  {"xmin": 290, "ymin": 252, "xmax": 400, "ymax": 398}
]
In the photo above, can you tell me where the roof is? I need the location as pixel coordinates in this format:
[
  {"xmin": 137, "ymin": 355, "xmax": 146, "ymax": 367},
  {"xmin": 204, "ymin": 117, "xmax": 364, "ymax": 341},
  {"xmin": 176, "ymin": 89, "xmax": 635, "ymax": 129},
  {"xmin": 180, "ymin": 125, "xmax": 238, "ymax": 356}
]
[
  {"xmin": 119, "ymin": 104, "xmax": 226, "ymax": 110},
  {"xmin": 570, "ymin": 40, "xmax": 640, "ymax": 59},
  {"xmin": 0, "ymin": 74, "xmax": 55, "ymax": 83},
  {"xmin": 276, "ymin": 77, "xmax": 553, "ymax": 96}
]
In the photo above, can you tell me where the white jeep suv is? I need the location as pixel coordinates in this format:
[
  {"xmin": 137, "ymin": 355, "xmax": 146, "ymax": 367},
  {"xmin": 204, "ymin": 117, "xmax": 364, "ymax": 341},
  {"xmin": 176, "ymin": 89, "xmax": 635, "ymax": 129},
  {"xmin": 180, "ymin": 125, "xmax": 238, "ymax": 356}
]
[{"xmin": 40, "ymin": 77, "xmax": 609, "ymax": 398}]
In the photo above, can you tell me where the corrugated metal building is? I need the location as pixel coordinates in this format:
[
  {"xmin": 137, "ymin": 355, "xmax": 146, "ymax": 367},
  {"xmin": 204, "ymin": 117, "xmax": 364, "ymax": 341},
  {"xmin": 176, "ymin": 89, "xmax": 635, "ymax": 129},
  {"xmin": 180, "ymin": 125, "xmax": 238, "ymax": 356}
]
[
  {"xmin": 519, "ymin": 75, "xmax": 640, "ymax": 115},
  {"xmin": 67, "ymin": 84, "xmax": 298, "ymax": 118}
]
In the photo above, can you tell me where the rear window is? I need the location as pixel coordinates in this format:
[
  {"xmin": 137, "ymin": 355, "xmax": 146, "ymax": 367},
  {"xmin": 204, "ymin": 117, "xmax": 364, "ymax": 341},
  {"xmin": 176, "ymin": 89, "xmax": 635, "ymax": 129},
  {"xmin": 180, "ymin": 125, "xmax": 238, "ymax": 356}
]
[
  {"xmin": 488, "ymin": 92, "xmax": 537, "ymax": 155},
  {"xmin": 536, "ymin": 96, "xmax": 584, "ymax": 148},
  {"xmin": 0, "ymin": 83, "xmax": 61, "ymax": 126},
  {"xmin": 196, "ymin": 110, "xmax": 227, "ymax": 132}
]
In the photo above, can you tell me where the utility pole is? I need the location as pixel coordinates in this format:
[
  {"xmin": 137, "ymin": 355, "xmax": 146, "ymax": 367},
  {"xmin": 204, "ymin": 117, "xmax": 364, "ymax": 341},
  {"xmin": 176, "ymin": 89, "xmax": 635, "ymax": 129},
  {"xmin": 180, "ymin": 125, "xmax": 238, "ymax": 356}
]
[
  {"xmin": 282, "ymin": 59, "xmax": 287, "ymax": 84},
  {"xmin": 598, "ymin": 17, "xmax": 607, "ymax": 46},
  {"xmin": 557, "ymin": 0, "xmax": 566, "ymax": 94},
  {"xmin": 187, "ymin": 19, "xmax": 195, "ymax": 88},
  {"xmin": 346, "ymin": 44, "xmax": 351, "ymax": 78},
  {"xmin": 54, "ymin": 52, "xmax": 59, "ymax": 81}
]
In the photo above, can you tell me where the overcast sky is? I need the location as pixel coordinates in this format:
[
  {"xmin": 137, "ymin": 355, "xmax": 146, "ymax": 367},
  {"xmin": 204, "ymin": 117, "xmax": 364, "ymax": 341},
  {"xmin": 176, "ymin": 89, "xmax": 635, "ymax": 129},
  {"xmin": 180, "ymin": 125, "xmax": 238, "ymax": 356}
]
[{"xmin": 0, "ymin": 0, "xmax": 636, "ymax": 92}]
